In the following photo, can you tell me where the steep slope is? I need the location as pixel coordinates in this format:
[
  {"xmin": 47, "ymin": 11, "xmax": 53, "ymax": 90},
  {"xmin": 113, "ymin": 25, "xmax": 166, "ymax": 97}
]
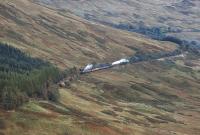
[
  {"xmin": 0, "ymin": 1, "xmax": 200, "ymax": 135},
  {"xmin": 0, "ymin": 0, "xmax": 176, "ymax": 69},
  {"xmin": 34, "ymin": 0, "xmax": 200, "ymax": 42},
  {"xmin": 1, "ymin": 56, "xmax": 200, "ymax": 135}
]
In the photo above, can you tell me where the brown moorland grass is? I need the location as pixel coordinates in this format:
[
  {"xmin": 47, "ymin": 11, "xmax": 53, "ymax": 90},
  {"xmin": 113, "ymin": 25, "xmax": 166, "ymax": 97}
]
[{"xmin": 0, "ymin": 0, "xmax": 200, "ymax": 135}]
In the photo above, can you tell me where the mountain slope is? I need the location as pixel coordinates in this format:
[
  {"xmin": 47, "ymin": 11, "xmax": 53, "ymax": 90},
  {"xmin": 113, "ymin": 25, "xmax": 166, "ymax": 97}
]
[
  {"xmin": 0, "ymin": 0, "xmax": 200, "ymax": 135},
  {"xmin": 0, "ymin": 0, "xmax": 176, "ymax": 69},
  {"xmin": 35, "ymin": 0, "xmax": 200, "ymax": 42}
]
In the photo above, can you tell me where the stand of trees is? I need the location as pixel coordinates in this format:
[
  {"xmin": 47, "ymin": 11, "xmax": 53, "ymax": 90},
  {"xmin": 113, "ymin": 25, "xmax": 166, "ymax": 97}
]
[
  {"xmin": 109, "ymin": 22, "xmax": 200, "ymax": 54},
  {"xmin": 0, "ymin": 43, "xmax": 61, "ymax": 110},
  {"xmin": 83, "ymin": 17, "xmax": 200, "ymax": 54},
  {"xmin": 129, "ymin": 49, "xmax": 182, "ymax": 63},
  {"xmin": 113, "ymin": 22, "xmax": 167, "ymax": 40}
]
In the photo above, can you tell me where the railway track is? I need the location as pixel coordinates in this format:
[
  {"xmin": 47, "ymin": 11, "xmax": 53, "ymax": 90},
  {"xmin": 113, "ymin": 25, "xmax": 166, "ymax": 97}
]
[{"xmin": 80, "ymin": 49, "xmax": 183, "ymax": 74}]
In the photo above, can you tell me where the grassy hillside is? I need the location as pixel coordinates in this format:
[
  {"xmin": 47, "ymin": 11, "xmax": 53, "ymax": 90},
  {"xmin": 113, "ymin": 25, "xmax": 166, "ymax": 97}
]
[
  {"xmin": 0, "ymin": 0, "xmax": 177, "ymax": 69},
  {"xmin": 0, "ymin": 0, "xmax": 200, "ymax": 135},
  {"xmin": 35, "ymin": 0, "xmax": 200, "ymax": 44},
  {"xmin": 1, "ymin": 54, "xmax": 200, "ymax": 135}
]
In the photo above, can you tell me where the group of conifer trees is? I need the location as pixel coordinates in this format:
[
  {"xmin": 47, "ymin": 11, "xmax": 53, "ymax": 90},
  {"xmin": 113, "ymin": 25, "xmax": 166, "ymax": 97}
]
[{"xmin": 0, "ymin": 43, "xmax": 61, "ymax": 110}]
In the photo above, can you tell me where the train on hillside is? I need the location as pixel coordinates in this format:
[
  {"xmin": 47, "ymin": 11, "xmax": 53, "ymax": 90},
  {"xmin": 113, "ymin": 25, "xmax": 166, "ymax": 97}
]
[
  {"xmin": 80, "ymin": 59, "xmax": 130, "ymax": 74},
  {"xmin": 80, "ymin": 49, "xmax": 183, "ymax": 74}
]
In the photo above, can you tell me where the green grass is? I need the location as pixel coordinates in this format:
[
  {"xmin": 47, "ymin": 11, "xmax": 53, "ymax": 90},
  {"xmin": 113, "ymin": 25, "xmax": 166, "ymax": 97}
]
[{"xmin": 20, "ymin": 101, "xmax": 49, "ymax": 113}]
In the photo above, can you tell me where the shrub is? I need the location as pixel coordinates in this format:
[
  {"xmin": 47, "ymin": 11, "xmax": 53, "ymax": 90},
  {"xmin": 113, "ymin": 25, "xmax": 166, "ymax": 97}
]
[
  {"xmin": 0, "ymin": 119, "xmax": 6, "ymax": 129},
  {"xmin": 1, "ymin": 86, "xmax": 27, "ymax": 110},
  {"xmin": 47, "ymin": 85, "xmax": 60, "ymax": 102}
]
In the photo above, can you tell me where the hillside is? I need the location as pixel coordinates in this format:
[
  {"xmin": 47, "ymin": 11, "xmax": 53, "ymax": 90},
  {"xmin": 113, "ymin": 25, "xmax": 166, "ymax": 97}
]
[
  {"xmin": 0, "ymin": 0, "xmax": 200, "ymax": 135},
  {"xmin": 35, "ymin": 0, "xmax": 200, "ymax": 44},
  {"xmin": 0, "ymin": 0, "xmax": 176, "ymax": 69}
]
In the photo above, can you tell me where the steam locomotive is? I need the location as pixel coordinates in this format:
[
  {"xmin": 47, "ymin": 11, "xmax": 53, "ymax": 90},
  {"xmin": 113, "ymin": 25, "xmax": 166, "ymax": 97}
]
[{"xmin": 80, "ymin": 59, "xmax": 129, "ymax": 74}]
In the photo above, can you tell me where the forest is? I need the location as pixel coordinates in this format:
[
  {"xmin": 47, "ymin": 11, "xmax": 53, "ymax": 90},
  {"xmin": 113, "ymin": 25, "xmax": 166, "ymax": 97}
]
[{"xmin": 0, "ymin": 42, "xmax": 61, "ymax": 110}]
